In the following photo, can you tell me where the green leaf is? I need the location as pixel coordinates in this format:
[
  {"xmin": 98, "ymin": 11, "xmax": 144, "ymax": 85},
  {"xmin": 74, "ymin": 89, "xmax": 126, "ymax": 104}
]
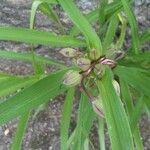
[
  {"xmin": 0, "ymin": 69, "xmax": 67, "ymax": 124},
  {"xmin": 114, "ymin": 65, "xmax": 150, "ymax": 97},
  {"xmin": 70, "ymin": 1, "xmax": 123, "ymax": 36},
  {"xmin": 125, "ymin": 52, "xmax": 150, "ymax": 62},
  {"xmin": 103, "ymin": 15, "xmax": 119, "ymax": 51},
  {"xmin": 30, "ymin": 0, "xmax": 64, "ymax": 33},
  {"xmin": 140, "ymin": 28, "xmax": 150, "ymax": 44},
  {"xmin": 69, "ymin": 94, "xmax": 95, "ymax": 150},
  {"xmin": 143, "ymin": 96, "xmax": 150, "ymax": 111},
  {"xmin": 57, "ymin": 0, "xmax": 102, "ymax": 56},
  {"xmin": 98, "ymin": 118, "xmax": 105, "ymax": 150},
  {"xmin": 60, "ymin": 88, "xmax": 75, "ymax": 150},
  {"xmin": 98, "ymin": 67, "xmax": 134, "ymax": 150},
  {"xmin": 0, "ymin": 27, "xmax": 86, "ymax": 48},
  {"xmin": 0, "ymin": 50, "xmax": 66, "ymax": 68},
  {"xmin": 130, "ymin": 96, "xmax": 144, "ymax": 131},
  {"xmin": 98, "ymin": 0, "xmax": 107, "ymax": 26},
  {"xmin": 121, "ymin": 0, "xmax": 140, "ymax": 54},
  {"xmin": 0, "ymin": 74, "xmax": 38, "ymax": 97},
  {"xmin": 11, "ymin": 111, "xmax": 30, "ymax": 150},
  {"xmin": 38, "ymin": 0, "xmax": 57, "ymax": 4},
  {"xmin": 120, "ymin": 80, "xmax": 144, "ymax": 150}
]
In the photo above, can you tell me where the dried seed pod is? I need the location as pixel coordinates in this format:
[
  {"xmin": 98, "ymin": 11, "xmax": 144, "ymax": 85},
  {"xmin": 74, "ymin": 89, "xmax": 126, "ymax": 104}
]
[
  {"xmin": 63, "ymin": 70, "xmax": 81, "ymax": 86},
  {"xmin": 59, "ymin": 48, "xmax": 83, "ymax": 58},
  {"xmin": 76, "ymin": 58, "xmax": 91, "ymax": 71},
  {"xmin": 112, "ymin": 80, "xmax": 120, "ymax": 96}
]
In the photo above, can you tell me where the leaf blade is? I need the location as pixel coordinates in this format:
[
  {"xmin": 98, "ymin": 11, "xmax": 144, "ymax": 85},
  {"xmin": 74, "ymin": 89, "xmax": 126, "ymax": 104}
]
[
  {"xmin": 0, "ymin": 70, "xmax": 67, "ymax": 124},
  {"xmin": 60, "ymin": 88, "xmax": 75, "ymax": 150},
  {"xmin": 98, "ymin": 68, "xmax": 134, "ymax": 150},
  {"xmin": 57, "ymin": 0, "xmax": 102, "ymax": 56},
  {"xmin": 0, "ymin": 27, "xmax": 86, "ymax": 48}
]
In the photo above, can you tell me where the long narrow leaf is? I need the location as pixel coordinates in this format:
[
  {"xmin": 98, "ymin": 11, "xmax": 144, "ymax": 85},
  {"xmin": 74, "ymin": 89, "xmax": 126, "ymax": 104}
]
[
  {"xmin": 140, "ymin": 28, "xmax": 150, "ymax": 44},
  {"xmin": 114, "ymin": 65, "xmax": 150, "ymax": 97},
  {"xmin": 0, "ymin": 74, "xmax": 38, "ymax": 97},
  {"xmin": 0, "ymin": 50, "xmax": 66, "ymax": 68},
  {"xmin": 121, "ymin": 0, "xmax": 140, "ymax": 54},
  {"xmin": 70, "ymin": 1, "xmax": 123, "ymax": 36},
  {"xmin": 11, "ymin": 111, "xmax": 30, "ymax": 150},
  {"xmin": 0, "ymin": 69, "xmax": 67, "ymax": 124},
  {"xmin": 103, "ymin": 15, "xmax": 118, "ymax": 51},
  {"xmin": 98, "ymin": 67, "xmax": 134, "ymax": 150},
  {"xmin": 60, "ymin": 88, "xmax": 75, "ymax": 150},
  {"xmin": 98, "ymin": 118, "xmax": 105, "ymax": 150},
  {"xmin": 30, "ymin": 0, "xmax": 64, "ymax": 33},
  {"xmin": 57, "ymin": 0, "xmax": 102, "ymax": 56},
  {"xmin": 0, "ymin": 27, "xmax": 86, "ymax": 48},
  {"xmin": 69, "ymin": 94, "xmax": 95, "ymax": 150},
  {"xmin": 120, "ymin": 80, "xmax": 144, "ymax": 150}
]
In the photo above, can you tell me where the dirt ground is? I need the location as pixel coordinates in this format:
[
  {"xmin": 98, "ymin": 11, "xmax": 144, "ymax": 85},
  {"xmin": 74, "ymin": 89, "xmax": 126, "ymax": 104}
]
[{"xmin": 0, "ymin": 0, "xmax": 150, "ymax": 150}]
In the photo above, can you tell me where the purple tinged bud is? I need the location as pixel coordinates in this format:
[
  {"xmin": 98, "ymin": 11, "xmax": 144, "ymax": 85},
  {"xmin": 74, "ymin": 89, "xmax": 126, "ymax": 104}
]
[{"xmin": 76, "ymin": 58, "xmax": 91, "ymax": 71}]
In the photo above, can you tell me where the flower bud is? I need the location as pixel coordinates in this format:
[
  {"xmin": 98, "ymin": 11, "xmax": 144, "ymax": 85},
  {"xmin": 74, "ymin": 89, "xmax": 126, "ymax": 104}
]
[
  {"xmin": 59, "ymin": 48, "xmax": 82, "ymax": 58},
  {"xmin": 92, "ymin": 96, "xmax": 104, "ymax": 118},
  {"xmin": 63, "ymin": 70, "xmax": 81, "ymax": 86},
  {"xmin": 112, "ymin": 80, "xmax": 120, "ymax": 96},
  {"xmin": 76, "ymin": 58, "xmax": 91, "ymax": 71}
]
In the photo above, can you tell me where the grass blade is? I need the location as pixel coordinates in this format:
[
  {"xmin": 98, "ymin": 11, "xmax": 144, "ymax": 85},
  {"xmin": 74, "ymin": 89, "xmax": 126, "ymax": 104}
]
[
  {"xmin": 70, "ymin": 1, "xmax": 123, "ymax": 36},
  {"xmin": 121, "ymin": 0, "xmax": 140, "ymax": 54},
  {"xmin": 114, "ymin": 65, "xmax": 150, "ymax": 97},
  {"xmin": 69, "ymin": 94, "xmax": 95, "ymax": 150},
  {"xmin": 120, "ymin": 80, "xmax": 144, "ymax": 150},
  {"xmin": 60, "ymin": 88, "xmax": 75, "ymax": 150},
  {"xmin": 0, "ymin": 74, "xmax": 38, "ymax": 97},
  {"xmin": 98, "ymin": 118, "xmax": 105, "ymax": 150},
  {"xmin": 30, "ymin": 0, "xmax": 64, "ymax": 33},
  {"xmin": 0, "ymin": 27, "xmax": 86, "ymax": 48},
  {"xmin": 0, "ymin": 50, "xmax": 66, "ymax": 68},
  {"xmin": 140, "ymin": 28, "xmax": 150, "ymax": 44},
  {"xmin": 98, "ymin": 67, "xmax": 134, "ymax": 150},
  {"xmin": 57, "ymin": 0, "xmax": 102, "ymax": 56},
  {"xmin": 130, "ymin": 96, "xmax": 144, "ymax": 131},
  {"xmin": 11, "ymin": 111, "xmax": 30, "ymax": 150},
  {"xmin": 0, "ymin": 69, "xmax": 68, "ymax": 124},
  {"xmin": 103, "ymin": 15, "xmax": 119, "ymax": 51}
]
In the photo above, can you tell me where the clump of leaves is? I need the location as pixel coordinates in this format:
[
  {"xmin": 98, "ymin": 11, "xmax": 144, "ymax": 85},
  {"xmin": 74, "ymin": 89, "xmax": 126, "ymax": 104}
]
[{"xmin": 0, "ymin": 0, "xmax": 149, "ymax": 150}]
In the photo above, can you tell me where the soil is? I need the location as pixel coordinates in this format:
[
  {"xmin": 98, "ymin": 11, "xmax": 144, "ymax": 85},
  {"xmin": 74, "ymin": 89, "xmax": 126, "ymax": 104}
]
[{"xmin": 0, "ymin": 0, "xmax": 150, "ymax": 150}]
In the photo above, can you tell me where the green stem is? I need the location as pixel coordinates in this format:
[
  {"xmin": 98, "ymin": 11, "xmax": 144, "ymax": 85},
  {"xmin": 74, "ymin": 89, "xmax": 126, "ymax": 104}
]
[
  {"xmin": 98, "ymin": 118, "xmax": 105, "ymax": 150},
  {"xmin": 133, "ymin": 127, "xmax": 144, "ymax": 150},
  {"xmin": 115, "ymin": 14, "xmax": 127, "ymax": 49},
  {"xmin": 11, "ymin": 111, "xmax": 30, "ymax": 150}
]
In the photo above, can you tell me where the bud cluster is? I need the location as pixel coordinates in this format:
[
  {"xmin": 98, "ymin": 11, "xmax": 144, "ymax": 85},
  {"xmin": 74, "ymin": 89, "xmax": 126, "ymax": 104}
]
[{"xmin": 60, "ymin": 47, "xmax": 120, "ymax": 118}]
